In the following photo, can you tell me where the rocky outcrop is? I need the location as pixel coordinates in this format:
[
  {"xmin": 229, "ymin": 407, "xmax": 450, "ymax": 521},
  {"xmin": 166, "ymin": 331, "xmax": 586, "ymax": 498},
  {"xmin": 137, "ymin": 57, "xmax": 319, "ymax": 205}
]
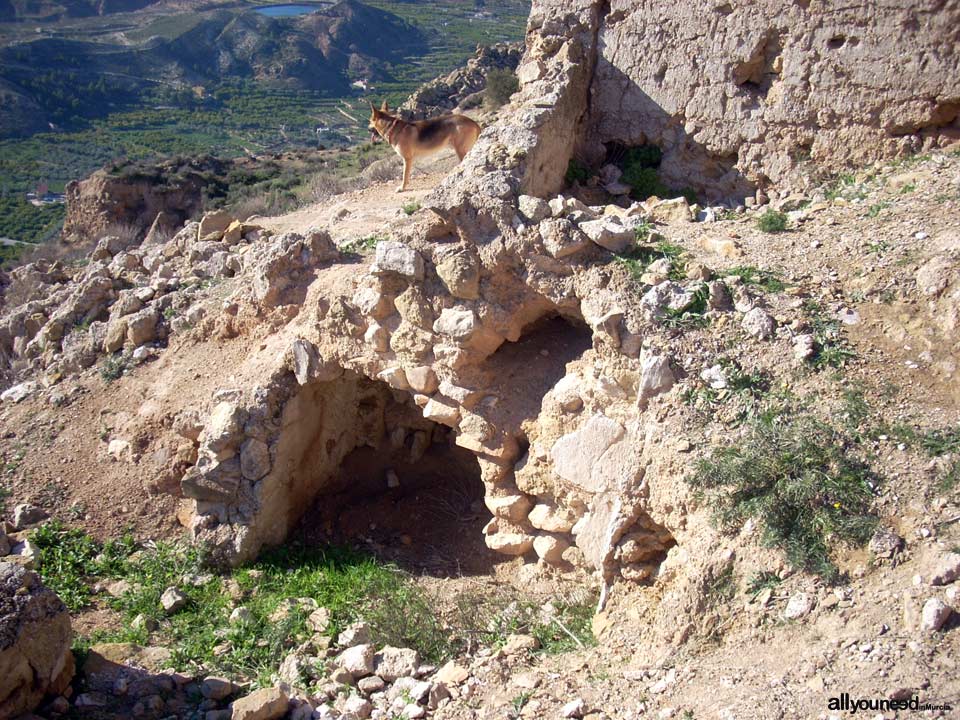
[
  {"xmin": 0, "ymin": 561, "xmax": 74, "ymax": 718},
  {"xmin": 62, "ymin": 156, "xmax": 231, "ymax": 245},
  {"xmin": 401, "ymin": 42, "xmax": 523, "ymax": 118}
]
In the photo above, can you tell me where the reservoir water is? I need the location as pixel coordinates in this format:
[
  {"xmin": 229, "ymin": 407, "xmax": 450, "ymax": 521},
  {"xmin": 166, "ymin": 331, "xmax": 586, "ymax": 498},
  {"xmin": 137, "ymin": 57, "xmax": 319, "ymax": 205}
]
[{"xmin": 254, "ymin": 4, "xmax": 321, "ymax": 17}]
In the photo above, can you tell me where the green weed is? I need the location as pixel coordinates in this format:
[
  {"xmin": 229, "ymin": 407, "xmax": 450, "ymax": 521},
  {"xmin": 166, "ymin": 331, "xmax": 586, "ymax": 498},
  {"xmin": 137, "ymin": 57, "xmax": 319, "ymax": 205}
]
[
  {"xmin": 99, "ymin": 354, "xmax": 129, "ymax": 382},
  {"xmin": 661, "ymin": 285, "xmax": 710, "ymax": 329},
  {"xmin": 756, "ymin": 210, "xmax": 788, "ymax": 233},
  {"xmin": 484, "ymin": 68, "xmax": 519, "ymax": 109},
  {"xmin": 454, "ymin": 589, "xmax": 596, "ymax": 655},
  {"xmin": 564, "ymin": 158, "xmax": 590, "ymax": 186},
  {"xmin": 724, "ymin": 266, "xmax": 786, "ymax": 293},
  {"xmin": 745, "ymin": 571, "xmax": 782, "ymax": 599},
  {"xmin": 341, "ymin": 235, "xmax": 383, "ymax": 254},
  {"xmin": 31, "ymin": 524, "xmax": 456, "ymax": 686},
  {"xmin": 803, "ymin": 301, "xmax": 856, "ymax": 369},
  {"xmin": 612, "ymin": 236, "xmax": 685, "ymax": 281},
  {"xmin": 401, "ymin": 201, "xmax": 420, "ymax": 216},
  {"xmin": 688, "ymin": 409, "xmax": 879, "ymax": 582}
]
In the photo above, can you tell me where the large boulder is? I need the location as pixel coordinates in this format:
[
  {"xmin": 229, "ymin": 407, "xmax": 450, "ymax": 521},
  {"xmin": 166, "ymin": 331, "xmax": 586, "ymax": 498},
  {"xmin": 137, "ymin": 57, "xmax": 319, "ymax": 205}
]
[{"xmin": 0, "ymin": 562, "xmax": 74, "ymax": 717}]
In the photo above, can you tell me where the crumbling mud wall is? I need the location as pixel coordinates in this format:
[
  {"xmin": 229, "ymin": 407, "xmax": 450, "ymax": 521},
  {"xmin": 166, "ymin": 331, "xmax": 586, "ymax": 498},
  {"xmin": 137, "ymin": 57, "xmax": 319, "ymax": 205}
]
[
  {"xmin": 440, "ymin": 0, "xmax": 960, "ymax": 205},
  {"xmin": 586, "ymin": 0, "xmax": 960, "ymax": 200}
]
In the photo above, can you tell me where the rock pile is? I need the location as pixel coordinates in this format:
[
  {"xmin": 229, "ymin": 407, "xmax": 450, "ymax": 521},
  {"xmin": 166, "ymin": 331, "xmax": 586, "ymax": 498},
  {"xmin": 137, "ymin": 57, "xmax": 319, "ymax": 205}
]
[{"xmin": 401, "ymin": 42, "xmax": 523, "ymax": 118}]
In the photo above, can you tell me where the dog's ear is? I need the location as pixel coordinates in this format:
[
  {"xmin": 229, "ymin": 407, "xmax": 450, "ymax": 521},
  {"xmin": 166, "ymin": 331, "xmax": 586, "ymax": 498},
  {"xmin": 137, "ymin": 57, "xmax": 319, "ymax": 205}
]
[
  {"xmin": 369, "ymin": 100, "xmax": 376, "ymax": 113},
  {"xmin": 381, "ymin": 100, "xmax": 389, "ymax": 112}
]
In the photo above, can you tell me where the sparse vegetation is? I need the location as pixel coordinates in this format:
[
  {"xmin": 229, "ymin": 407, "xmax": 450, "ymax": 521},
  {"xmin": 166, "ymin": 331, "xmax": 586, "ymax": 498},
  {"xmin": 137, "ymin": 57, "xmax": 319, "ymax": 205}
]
[
  {"xmin": 756, "ymin": 209, "xmax": 788, "ymax": 233},
  {"xmin": 723, "ymin": 265, "xmax": 786, "ymax": 293},
  {"xmin": 564, "ymin": 158, "xmax": 590, "ymax": 186},
  {"xmin": 612, "ymin": 234, "xmax": 686, "ymax": 281},
  {"xmin": 341, "ymin": 235, "xmax": 384, "ymax": 254},
  {"xmin": 803, "ymin": 300, "xmax": 856, "ymax": 369},
  {"xmin": 484, "ymin": 68, "xmax": 519, "ymax": 109},
  {"xmin": 32, "ymin": 526, "xmax": 455, "ymax": 685},
  {"xmin": 662, "ymin": 284, "xmax": 710, "ymax": 329},
  {"xmin": 99, "ymin": 354, "xmax": 129, "ymax": 383},
  {"xmin": 453, "ymin": 588, "xmax": 596, "ymax": 655},
  {"xmin": 745, "ymin": 570, "xmax": 782, "ymax": 599},
  {"xmin": 688, "ymin": 405, "xmax": 879, "ymax": 582},
  {"xmin": 401, "ymin": 200, "xmax": 421, "ymax": 215}
]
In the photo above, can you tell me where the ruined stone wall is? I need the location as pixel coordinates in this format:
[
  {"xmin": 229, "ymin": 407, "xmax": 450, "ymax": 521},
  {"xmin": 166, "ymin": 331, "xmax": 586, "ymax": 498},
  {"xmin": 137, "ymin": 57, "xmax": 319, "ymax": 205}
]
[{"xmin": 585, "ymin": 0, "xmax": 960, "ymax": 200}]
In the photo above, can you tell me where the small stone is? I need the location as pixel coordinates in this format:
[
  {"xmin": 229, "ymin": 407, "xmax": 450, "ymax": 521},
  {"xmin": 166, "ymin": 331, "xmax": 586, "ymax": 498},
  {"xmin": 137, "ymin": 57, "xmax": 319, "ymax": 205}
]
[
  {"xmin": 229, "ymin": 607, "xmax": 252, "ymax": 624},
  {"xmin": 920, "ymin": 598, "xmax": 952, "ymax": 632},
  {"xmin": 338, "ymin": 644, "xmax": 375, "ymax": 678},
  {"xmin": 357, "ymin": 676, "xmax": 385, "ymax": 694},
  {"xmin": 435, "ymin": 661, "xmax": 469, "ymax": 686},
  {"xmin": 637, "ymin": 353, "xmax": 675, "ymax": 406},
  {"xmin": 699, "ymin": 364, "xmax": 728, "ymax": 389},
  {"xmin": 372, "ymin": 241, "xmax": 424, "ymax": 280},
  {"xmin": 502, "ymin": 634, "xmax": 539, "ymax": 655},
  {"xmin": 783, "ymin": 592, "xmax": 815, "ymax": 620},
  {"xmin": 201, "ymin": 676, "xmax": 236, "ymax": 700},
  {"xmin": 160, "ymin": 587, "xmax": 188, "ymax": 614},
  {"xmin": 868, "ymin": 526, "xmax": 905, "ymax": 559},
  {"xmin": 338, "ymin": 621, "xmax": 371, "ymax": 647},
  {"xmin": 561, "ymin": 698, "xmax": 586, "ymax": 718},
  {"xmin": 229, "ymin": 685, "xmax": 289, "ymax": 720},
  {"xmin": 793, "ymin": 334, "xmax": 816, "ymax": 361},
  {"xmin": 403, "ymin": 704, "xmax": 426, "ymax": 719},
  {"xmin": 374, "ymin": 646, "xmax": 420, "ymax": 681},
  {"xmin": 342, "ymin": 695, "xmax": 373, "ymax": 719},
  {"xmin": 518, "ymin": 195, "xmax": 551, "ymax": 223},
  {"xmin": 13, "ymin": 503, "xmax": 48, "ymax": 529},
  {"xmin": 930, "ymin": 553, "xmax": 960, "ymax": 586},
  {"xmin": 741, "ymin": 307, "xmax": 776, "ymax": 339}
]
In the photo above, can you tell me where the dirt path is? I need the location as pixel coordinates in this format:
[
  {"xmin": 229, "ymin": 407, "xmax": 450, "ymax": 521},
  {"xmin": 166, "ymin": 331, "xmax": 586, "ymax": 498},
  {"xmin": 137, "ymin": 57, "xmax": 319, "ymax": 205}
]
[{"xmin": 260, "ymin": 151, "xmax": 460, "ymax": 243}]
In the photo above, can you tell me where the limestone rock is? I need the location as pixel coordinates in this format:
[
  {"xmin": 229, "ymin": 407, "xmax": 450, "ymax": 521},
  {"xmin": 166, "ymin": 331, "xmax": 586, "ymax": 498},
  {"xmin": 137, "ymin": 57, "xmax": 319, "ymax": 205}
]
[
  {"xmin": 374, "ymin": 646, "xmax": 420, "ymax": 682},
  {"xmin": 240, "ymin": 438, "xmax": 271, "ymax": 482},
  {"xmin": 647, "ymin": 198, "xmax": 692, "ymax": 223},
  {"xmin": 931, "ymin": 554, "xmax": 960, "ymax": 586},
  {"xmin": 742, "ymin": 307, "xmax": 776, "ymax": 339},
  {"xmin": 578, "ymin": 218, "xmax": 635, "ymax": 253},
  {"xmin": 338, "ymin": 644, "xmax": 375, "ymax": 678},
  {"xmin": 0, "ymin": 562, "xmax": 74, "ymax": 718},
  {"xmin": 1, "ymin": 382, "xmax": 38, "ymax": 404},
  {"xmin": 436, "ymin": 252, "xmax": 481, "ymax": 300},
  {"xmin": 920, "ymin": 598, "xmax": 952, "ymax": 632},
  {"xmin": 160, "ymin": 586, "xmax": 188, "ymax": 614},
  {"xmin": 12, "ymin": 503, "xmax": 48, "ymax": 530},
  {"xmin": 484, "ymin": 531, "xmax": 535, "ymax": 556},
  {"xmin": 783, "ymin": 593, "xmax": 815, "ymax": 620},
  {"xmin": 126, "ymin": 308, "xmax": 159, "ymax": 347},
  {"xmin": 518, "ymin": 195, "xmax": 551, "ymax": 223},
  {"xmin": 550, "ymin": 414, "xmax": 625, "ymax": 492},
  {"xmin": 637, "ymin": 354, "xmax": 675, "ymax": 406},
  {"xmin": 533, "ymin": 534, "xmax": 569, "ymax": 564},
  {"xmin": 230, "ymin": 685, "xmax": 289, "ymax": 720},
  {"xmin": 372, "ymin": 241, "xmax": 424, "ymax": 280},
  {"xmin": 406, "ymin": 366, "xmax": 439, "ymax": 394},
  {"xmin": 539, "ymin": 218, "xmax": 590, "ymax": 258}
]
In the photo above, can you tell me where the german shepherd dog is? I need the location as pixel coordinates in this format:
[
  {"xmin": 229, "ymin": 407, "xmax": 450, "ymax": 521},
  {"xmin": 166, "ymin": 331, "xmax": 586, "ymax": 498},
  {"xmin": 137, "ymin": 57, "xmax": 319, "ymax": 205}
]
[{"xmin": 368, "ymin": 101, "xmax": 481, "ymax": 193}]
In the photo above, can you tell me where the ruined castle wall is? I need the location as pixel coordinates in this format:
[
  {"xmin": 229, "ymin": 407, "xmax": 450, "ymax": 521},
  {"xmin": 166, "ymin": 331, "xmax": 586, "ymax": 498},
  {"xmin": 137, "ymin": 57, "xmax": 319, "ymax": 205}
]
[{"xmin": 585, "ymin": 0, "xmax": 960, "ymax": 200}]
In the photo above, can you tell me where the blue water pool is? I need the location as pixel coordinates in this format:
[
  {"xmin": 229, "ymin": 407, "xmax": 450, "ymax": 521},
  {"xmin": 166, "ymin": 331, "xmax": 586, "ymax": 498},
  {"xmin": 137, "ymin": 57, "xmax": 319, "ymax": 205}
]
[{"xmin": 254, "ymin": 4, "xmax": 320, "ymax": 17}]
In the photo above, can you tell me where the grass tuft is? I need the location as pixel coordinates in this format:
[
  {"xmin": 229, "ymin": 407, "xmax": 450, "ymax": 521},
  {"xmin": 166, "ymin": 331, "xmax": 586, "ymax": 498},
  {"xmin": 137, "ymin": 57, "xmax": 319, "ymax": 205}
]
[
  {"xmin": 724, "ymin": 266, "xmax": 786, "ymax": 292},
  {"xmin": 687, "ymin": 409, "xmax": 879, "ymax": 582},
  {"xmin": 756, "ymin": 210, "xmax": 788, "ymax": 233}
]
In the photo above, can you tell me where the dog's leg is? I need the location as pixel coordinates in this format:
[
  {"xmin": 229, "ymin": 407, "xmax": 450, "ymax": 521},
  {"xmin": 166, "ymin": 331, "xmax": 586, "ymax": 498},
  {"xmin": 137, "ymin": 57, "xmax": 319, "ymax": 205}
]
[{"xmin": 397, "ymin": 158, "xmax": 411, "ymax": 193}]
